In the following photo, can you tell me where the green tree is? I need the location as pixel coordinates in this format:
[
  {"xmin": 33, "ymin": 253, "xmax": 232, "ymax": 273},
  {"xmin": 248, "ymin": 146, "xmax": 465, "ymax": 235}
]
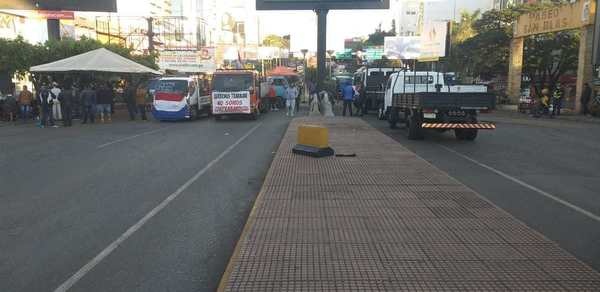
[
  {"xmin": 448, "ymin": 0, "xmax": 576, "ymax": 91},
  {"xmin": 364, "ymin": 22, "xmax": 395, "ymax": 47},
  {"xmin": 0, "ymin": 36, "xmax": 36, "ymax": 79}
]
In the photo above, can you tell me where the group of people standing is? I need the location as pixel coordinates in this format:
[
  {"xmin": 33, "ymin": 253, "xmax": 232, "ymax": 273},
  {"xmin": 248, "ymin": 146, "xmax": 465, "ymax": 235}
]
[
  {"xmin": 10, "ymin": 79, "xmax": 150, "ymax": 128},
  {"xmin": 267, "ymin": 82, "xmax": 300, "ymax": 117},
  {"xmin": 16, "ymin": 82, "xmax": 114, "ymax": 127},
  {"xmin": 535, "ymin": 85, "xmax": 565, "ymax": 118},
  {"xmin": 534, "ymin": 82, "xmax": 595, "ymax": 118}
]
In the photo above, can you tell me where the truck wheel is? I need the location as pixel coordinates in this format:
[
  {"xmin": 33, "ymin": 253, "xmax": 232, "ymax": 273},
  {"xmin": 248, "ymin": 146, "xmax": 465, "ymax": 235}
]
[
  {"xmin": 455, "ymin": 129, "xmax": 478, "ymax": 141},
  {"xmin": 388, "ymin": 108, "xmax": 399, "ymax": 129},
  {"xmin": 407, "ymin": 111, "xmax": 424, "ymax": 140}
]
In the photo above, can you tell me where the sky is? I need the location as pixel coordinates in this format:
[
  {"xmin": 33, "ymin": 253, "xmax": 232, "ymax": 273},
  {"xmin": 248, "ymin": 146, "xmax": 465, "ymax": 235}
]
[
  {"xmin": 115, "ymin": 0, "xmax": 493, "ymax": 52},
  {"xmin": 257, "ymin": 0, "xmax": 493, "ymax": 52}
]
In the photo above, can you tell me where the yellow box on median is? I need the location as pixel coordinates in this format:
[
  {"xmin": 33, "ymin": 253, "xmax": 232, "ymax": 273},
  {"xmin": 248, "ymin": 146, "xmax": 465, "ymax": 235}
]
[{"xmin": 298, "ymin": 125, "xmax": 329, "ymax": 149}]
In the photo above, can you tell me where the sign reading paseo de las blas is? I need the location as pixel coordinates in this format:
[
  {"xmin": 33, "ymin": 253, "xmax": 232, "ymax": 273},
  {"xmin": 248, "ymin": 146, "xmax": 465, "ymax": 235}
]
[{"xmin": 514, "ymin": 0, "xmax": 595, "ymax": 38}]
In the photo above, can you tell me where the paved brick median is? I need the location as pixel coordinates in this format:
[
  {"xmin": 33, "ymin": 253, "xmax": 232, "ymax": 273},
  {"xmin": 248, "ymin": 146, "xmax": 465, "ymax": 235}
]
[{"xmin": 219, "ymin": 117, "xmax": 600, "ymax": 292}]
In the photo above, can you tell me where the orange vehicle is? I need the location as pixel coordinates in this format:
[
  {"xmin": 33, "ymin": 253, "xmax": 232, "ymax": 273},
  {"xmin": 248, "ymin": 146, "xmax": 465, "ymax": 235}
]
[{"xmin": 211, "ymin": 70, "xmax": 266, "ymax": 120}]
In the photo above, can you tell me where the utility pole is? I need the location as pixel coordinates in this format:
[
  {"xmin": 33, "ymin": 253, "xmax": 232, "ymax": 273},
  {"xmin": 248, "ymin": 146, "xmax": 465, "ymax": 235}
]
[
  {"xmin": 315, "ymin": 9, "xmax": 328, "ymax": 92},
  {"xmin": 147, "ymin": 17, "xmax": 155, "ymax": 53}
]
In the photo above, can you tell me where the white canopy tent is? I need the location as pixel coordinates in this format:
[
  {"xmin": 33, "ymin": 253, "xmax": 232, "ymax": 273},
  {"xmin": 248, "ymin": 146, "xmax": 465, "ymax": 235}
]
[{"xmin": 30, "ymin": 48, "xmax": 162, "ymax": 75}]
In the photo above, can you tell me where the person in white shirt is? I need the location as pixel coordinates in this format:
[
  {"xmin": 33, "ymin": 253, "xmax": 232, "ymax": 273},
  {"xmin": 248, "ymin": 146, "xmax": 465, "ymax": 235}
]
[
  {"xmin": 50, "ymin": 82, "xmax": 62, "ymax": 122},
  {"xmin": 285, "ymin": 85, "xmax": 298, "ymax": 117}
]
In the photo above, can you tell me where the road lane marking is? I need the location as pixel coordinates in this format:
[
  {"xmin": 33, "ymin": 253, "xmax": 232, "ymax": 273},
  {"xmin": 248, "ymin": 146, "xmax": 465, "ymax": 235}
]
[
  {"xmin": 97, "ymin": 127, "xmax": 170, "ymax": 149},
  {"xmin": 440, "ymin": 145, "xmax": 600, "ymax": 223},
  {"xmin": 55, "ymin": 122, "xmax": 263, "ymax": 292}
]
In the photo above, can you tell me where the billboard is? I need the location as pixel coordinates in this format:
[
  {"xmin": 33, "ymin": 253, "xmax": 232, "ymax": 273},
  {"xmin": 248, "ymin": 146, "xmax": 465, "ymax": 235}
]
[
  {"xmin": 256, "ymin": 0, "xmax": 389, "ymax": 10},
  {"xmin": 384, "ymin": 36, "xmax": 421, "ymax": 60},
  {"xmin": 0, "ymin": 0, "xmax": 117, "ymax": 12},
  {"xmin": 159, "ymin": 48, "xmax": 216, "ymax": 73},
  {"xmin": 419, "ymin": 21, "xmax": 448, "ymax": 61}
]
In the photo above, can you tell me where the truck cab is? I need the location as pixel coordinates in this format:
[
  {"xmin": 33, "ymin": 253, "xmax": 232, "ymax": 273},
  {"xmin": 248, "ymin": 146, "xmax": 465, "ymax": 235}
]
[{"xmin": 212, "ymin": 70, "xmax": 264, "ymax": 120}]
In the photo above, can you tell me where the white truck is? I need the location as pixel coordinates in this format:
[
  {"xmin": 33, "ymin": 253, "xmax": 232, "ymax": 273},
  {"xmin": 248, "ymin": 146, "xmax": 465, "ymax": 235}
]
[{"xmin": 383, "ymin": 71, "xmax": 496, "ymax": 141}]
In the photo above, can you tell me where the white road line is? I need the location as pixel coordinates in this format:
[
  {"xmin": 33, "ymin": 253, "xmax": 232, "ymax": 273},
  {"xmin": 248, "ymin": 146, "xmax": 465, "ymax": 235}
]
[
  {"xmin": 97, "ymin": 127, "xmax": 170, "ymax": 149},
  {"xmin": 440, "ymin": 145, "xmax": 600, "ymax": 223},
  {"xmin": 55, "ymin": 122, "xmax": 263, "ymax": 292}
]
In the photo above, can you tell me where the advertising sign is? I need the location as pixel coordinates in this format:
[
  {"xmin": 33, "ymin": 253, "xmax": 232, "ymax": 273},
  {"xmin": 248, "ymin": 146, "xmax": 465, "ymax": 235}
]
[
  {"xmin": 419, "ymin": 21, "xmax": 448, "ymax": 61},
  {"xmin": 0, "ymin": 0, "xmax": 117, "ymax": 12},
  {"xmin": 256, "ymin": 0, "xmax": 389, "ymax": 10},
  {"xmin": 212, "ymin": 91, "xmax": 251, "ymax": 114},
  {"xmin": 514, "ymin": 0, "xmax": 595, "ymax": 38},
  {"xmin": 158, "ymin": 48, "xmax": 216, "ymax": 73},
  {"xmin": 384, "ymin": 36, "xmax": 421, "ymax": 60},
  {"xmin": 37, "ymin": 11, "xmax": 75, "ymax": 20}
]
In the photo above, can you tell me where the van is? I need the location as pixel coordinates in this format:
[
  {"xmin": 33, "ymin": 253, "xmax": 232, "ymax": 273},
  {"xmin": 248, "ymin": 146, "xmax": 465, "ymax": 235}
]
[{"xmin": 152, "ymin": 76, "xmax": 211, "ymax": 121}]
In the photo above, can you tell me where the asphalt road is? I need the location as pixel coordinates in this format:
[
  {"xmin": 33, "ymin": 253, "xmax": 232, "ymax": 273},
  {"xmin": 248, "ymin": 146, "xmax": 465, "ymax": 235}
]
[
  {"xmin": 364, "ymin": 112, "xmax": 600, "ymax": 272},
  {"xmin": 0, "ymin": 111, "xmax": 290, "ymax": 292}
]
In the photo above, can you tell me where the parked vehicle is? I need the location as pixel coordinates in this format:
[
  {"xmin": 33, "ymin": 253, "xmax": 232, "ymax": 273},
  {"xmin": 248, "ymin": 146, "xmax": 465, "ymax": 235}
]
[
  {"xmin": 152, "ymin": 76, "xmax": 211, "ymax": 121},
  {"xmin": 383, "ymin": 71, "xmax": 496, "ymax": 141},
  {"xmin": 354, "ymin": 66, "xmax": 402, "ymax": 117},
  {"xmin": 212, "ymin": 70, "xmax": 265, "ymax": 120}
]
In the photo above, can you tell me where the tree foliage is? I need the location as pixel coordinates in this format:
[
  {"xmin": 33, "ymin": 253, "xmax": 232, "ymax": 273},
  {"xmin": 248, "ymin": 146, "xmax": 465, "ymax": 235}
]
[
  {"xmin": 0, "ymin": 36, "xmax": 159, "ymax": 86},
  {"xmin": 448, "ymin": 0, "xmax": 578, "ymax": 93},
  {"xmin": 363, "ymin": 22, "xmax": 396, "ymax": 47}
]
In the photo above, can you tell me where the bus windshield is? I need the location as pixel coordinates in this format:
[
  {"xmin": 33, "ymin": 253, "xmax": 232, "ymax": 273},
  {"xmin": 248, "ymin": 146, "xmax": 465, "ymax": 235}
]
[
  {"xmin": 156, "ymin": 80, "xmax": 189, "ymax": 94},
  {"xmin": 213, "ymin": 75, "xmax": 253, "ymax": 92}
]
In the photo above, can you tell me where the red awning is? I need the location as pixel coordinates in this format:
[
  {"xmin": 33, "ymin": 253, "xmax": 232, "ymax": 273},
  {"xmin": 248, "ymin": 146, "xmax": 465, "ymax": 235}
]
[{"xmin": 267, "ymin": 66, "xmax": 298, "ymax": 77}]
